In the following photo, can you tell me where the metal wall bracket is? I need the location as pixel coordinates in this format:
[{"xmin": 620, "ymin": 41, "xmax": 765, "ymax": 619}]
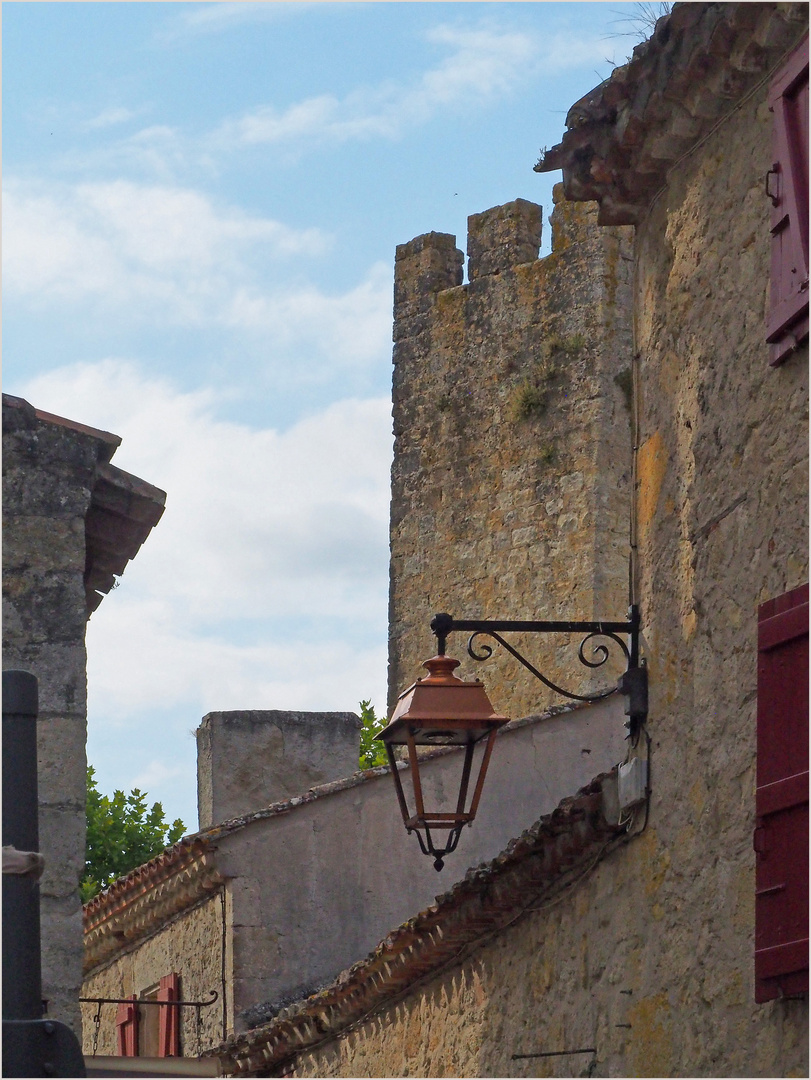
[{"xmin": 429, "ymin": 605, "xmax": 647, "ymax": 730}]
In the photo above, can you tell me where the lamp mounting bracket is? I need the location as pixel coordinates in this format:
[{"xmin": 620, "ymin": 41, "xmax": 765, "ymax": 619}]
[{"xmin": 430, "ymin": 604, "xmax": 646, "ymax": 735}]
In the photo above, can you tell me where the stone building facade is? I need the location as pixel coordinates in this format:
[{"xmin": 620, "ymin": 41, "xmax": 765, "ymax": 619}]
[
  {"xmin": 388, "ymin": 194, "xmax": 634, "ymax": 719},
  {"xmin": 2, "ymin": 393, "xmax": 165, "ymax": 1036},
  {"xmin": 206, "ymin": 4, "xmax": 808, "ymax": 1077},
  {"xmin": 81, "ymin": 698, "xmax": 625, "ymax": 1061}
]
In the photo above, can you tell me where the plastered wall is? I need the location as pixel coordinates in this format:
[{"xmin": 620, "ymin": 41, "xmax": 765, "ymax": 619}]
[
  {"xmin": 81, "ymin": 695, "xmax": 626, "ymax": 1050},
  {"xmin": 286, "ymin": 69, "xmax": 808, "ymax": 1080},
  {"xmin": 81, "ymin": 892, "xmax": 228, "ymax": 1057},
  {"xmin": 215, "ymin": 697, "xmax": 625, "ymax": 1031},
  {"xmin": 388, "ymin": 192, "xmax": 635, "ymax": 721}
]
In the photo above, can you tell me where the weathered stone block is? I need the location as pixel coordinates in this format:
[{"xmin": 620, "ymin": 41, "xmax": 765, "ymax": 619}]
[
  {"xmin": 38, "ymin": 807, "xmax": 86, "ymax": 898},
  {"xmin": 36, "ymin": 716, "xmax": 88, "ymax": 807},
  {"xmin": 467, "ymin": 198, "xmax": 543, "ymax": 280},
  {"xmin": 196, "ymin": 710, "xmax": 362, "ymax": 828},
  {"xmin": 394, "ymin": 233, "xmax": 464, "ymax": 310}
]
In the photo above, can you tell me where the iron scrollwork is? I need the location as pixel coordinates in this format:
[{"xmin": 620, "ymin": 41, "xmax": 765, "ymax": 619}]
[{"xmin": 431, "ymin": 606, "xmax": 646, "ymax": 732}]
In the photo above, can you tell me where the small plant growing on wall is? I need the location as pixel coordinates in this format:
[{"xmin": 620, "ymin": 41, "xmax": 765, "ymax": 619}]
[
  {"xmin": 614, "ymin": 367, "xmax": 633, "ymax": 412},
  {"xmin": 538, "ymin": 441, "xmax": 556, "ymax": 467},
  {"xmin": 508, "ymin": 333, "xmax": 584, "ymax": 423},
  {"xmin": 510, "ymin": 378, "xmax": 547, "ymax": 422}
]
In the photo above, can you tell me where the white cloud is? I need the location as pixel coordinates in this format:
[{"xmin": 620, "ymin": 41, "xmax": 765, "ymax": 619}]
[
  {"xmin": 83, "ymin": 106, "xmax": 138, "ymax": 130},
  {"xmin": 131, "ymin": 760, "xmax": 187, "ymax": 794},
  {"xmin": 3, "ymin": 178, "xmax": 326, "ymax": 298},
  {"xmin": 159, "ymin": 2, "xmax": 316, "ymax": 42},
  {"xmin": 3, "ymin": 177, "xmax": 390, "ymax": 370},
  {"xmin": 214, "ymin": 25, "xmax": 536, "ymax": 150},
  {"xmin": 224, "ymin": 260, "xmax": 392, "ymax": 366},
  {"xmin": 20, "ymin": 359, "xmax": 393, "ymax": 725},
  {"xmin": 211, "ymin": 23, "xmax": 613, "ymax": 154}
]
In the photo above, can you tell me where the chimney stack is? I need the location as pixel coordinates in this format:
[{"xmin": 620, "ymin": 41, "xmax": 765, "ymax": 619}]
[{"xmin": 196, "ymin": 710, "xmax": 361, "ymax": 829}]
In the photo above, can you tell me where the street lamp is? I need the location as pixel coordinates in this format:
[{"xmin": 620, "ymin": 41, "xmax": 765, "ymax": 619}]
[
  {"xmin": 377, "ymin": 606, "xmax": 646, "ymax": 869},
  {"xmin": 377, "ymin": 654, "xmax": 509, "ymax": 870}
]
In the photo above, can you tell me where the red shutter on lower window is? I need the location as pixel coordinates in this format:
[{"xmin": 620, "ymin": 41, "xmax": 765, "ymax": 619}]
[
  {"xmin": 755, "ymin": 583, "xmax": 809, "ymax": 1002},
  {"xmin": 767, "ymin": 35, "xmax": 809, "ymax": 365},
  {"xmin": 158, "ymin": 973, "xmax": 181, "ymax": 1057},
  {"xmin": 115, "ymin": 997, "xmax": 139, "ymax": 1057}
]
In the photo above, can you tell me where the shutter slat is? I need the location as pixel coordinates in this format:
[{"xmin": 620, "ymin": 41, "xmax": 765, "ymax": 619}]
[
  {"xmin": 757, "ymin": 771, "xmax": 809, "ymax": 817},
  {"xmin": 158, "ymin": 972, "xmax": 181, "ymax": 1057},
  {"xmin": 755, "ymin": 583, "xmax": 809, "ymax": 1002},
  {"xmin": 756, "ymin": 937, "xmax": 809, "ymax": 980},
  {"xmin": 767, "ymin": 35, "xmax": 809, "ymax": 364},
  {"xmin": 759, "ymin": 600, "xmax": 810, "ymax": 650}
]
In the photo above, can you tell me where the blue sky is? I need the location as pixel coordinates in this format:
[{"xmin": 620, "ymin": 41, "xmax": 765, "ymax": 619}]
[{"xmin": 4, "ymin": 1, "xmax": 644, "ymax": 832}]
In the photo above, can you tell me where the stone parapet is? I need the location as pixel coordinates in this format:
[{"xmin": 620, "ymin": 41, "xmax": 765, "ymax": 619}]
[
  {"xmin": 196, "ymin": 710, "xmax": 362, "ymax": 829},
  {"xmin": 467, "ymin": 197, "xmax": 542, "ymax": 280}
]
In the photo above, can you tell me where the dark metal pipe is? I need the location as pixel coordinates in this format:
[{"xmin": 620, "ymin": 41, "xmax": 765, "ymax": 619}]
[{"xmin": 2, "ymin": 670, "xmax": 43, "ymax": 1025}]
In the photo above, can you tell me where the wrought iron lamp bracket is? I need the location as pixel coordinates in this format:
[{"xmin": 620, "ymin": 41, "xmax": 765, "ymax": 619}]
[{"xmin": 430, "ymin": 605, "xmax": 647, "ymax": 736}]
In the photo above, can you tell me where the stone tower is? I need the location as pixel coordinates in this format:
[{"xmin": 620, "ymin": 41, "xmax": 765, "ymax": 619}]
[{"xmin": 388, "ymin": 189, "xmax": 635, "ymax": 720}]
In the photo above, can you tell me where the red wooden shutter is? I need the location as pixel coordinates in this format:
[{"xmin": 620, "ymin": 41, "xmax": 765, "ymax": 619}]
[
  {"xmin": 755, "ymin": 583, "xmax": 809, "ymax": 1002},
  {"xmin": 158, "ymin": 973, "xmax": 181, "ymax": 1057},
  {"xmin": 115, "ymin": 996, "xmax": 139, "ymax": 1057},
  {"xmin": 767, "ymin": 35, "xmax": 809, "ymax": 365}
]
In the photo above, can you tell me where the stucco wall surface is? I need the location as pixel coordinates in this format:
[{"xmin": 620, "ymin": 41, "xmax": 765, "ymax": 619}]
[
  {"xmin": 388, "ymin": 193, "xmax": 635, "ymax": 721},
  {"xmin": 284, "ymin": 69, "xmax": 809, "ymax": 1080},
  {"xmin": 81, "ymin": 892, "xmax": 227, "ymax": 1057},
  {"xmin": 210, "ymin": 696, "xmax": 626, "ymax": 1030},
  {"xmin": 3, "ymin": 397, "xmax": 104, "ymax": 1035}
]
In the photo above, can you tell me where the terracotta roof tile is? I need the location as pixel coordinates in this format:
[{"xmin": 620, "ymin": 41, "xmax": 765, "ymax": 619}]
[
  {"xmin": 536, "ymin": 2, "xmax": 808, "ymax": 224},
  {"xmin": 210, "ymin": 771, "xmax": 624, "ymax": 1076}
]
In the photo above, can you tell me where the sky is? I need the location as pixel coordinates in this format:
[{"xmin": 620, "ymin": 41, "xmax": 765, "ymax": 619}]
[{"xmin": 3, "ymin": 0, "xmax": 647, "ymax": 833}]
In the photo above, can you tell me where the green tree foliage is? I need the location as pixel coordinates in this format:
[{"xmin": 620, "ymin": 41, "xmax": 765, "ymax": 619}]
[
  {"xmin": 81, "ymin": 766, "xmax": 185, "ymax": 902},
  {"xmin": 358, "ymin": 699, "xmax": 388, "ymax": 770}
]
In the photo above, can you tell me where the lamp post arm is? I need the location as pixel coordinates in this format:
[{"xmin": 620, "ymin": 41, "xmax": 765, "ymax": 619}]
[{"xmin": 429, "ymin": 606, "xmax": 644, "ymax": 714}]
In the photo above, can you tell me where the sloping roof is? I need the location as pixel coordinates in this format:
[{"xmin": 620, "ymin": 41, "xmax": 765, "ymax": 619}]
[
  {"xmin": 536, "ymin": 2, "xmax": 809, "ymax": 224},
  {"xmin": 84, "ymin": 838, "xmax": 223, "ymax": 974},
  {"xmin": 209, "ymin": 772, "xmax": 623, "ymax": 1077},
  {"xmin": 81, "ymin": 700, "xmax": 607, "ymax": 974},
  {"xmin": 84, "ymin": 461, "xmax": 166, "ymax": 613},
  {"xmin": 2, "ymin": 393, "xmax": 166, "ymax": 614}
]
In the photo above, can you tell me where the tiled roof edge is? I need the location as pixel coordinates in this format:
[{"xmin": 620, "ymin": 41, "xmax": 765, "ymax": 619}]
[
  {"xmin": 82, "ymin": 838, "xmax": 223, "ymax": 972},
  {"xmin": 3, "ymin": 393, "xmax": 122, "ymax": 458},
  {"xmin": 81, "ymin": 697, "xmax": 615, "ymax": 937},
  {"xmin": 535, "ymin": 2, "xmax": 809, "ymax": 224},
  {"xmin": 211, "ymin": 770, "xmax": 624, "ymax": 1075},
  {"xmin": 84, "ymin": 461, "xmax": 168, "ymax": 613}
]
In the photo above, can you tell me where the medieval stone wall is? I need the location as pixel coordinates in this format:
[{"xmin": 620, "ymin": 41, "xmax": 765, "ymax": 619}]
[
  {"xmin": 388, "ymin": 192, "xmax": 634, "ymax": 721},
  {"xmin": 81, "ymin": 891, "xmax": 227, "ymax": 1057},
  {"xmin": 2, "ymin": 397, "xmax": 108, "ymax": 1036},
  {"xmin": 282, "ymin": 59, "xmax": 808, "ymax": 1080},
  {"xmin": 288, "ymin": 822, "xmax": 807, "ymax": 1078}
]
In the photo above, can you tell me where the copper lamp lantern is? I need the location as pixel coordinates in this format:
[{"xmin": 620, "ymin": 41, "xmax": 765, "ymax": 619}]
[
  {"xmin": 377, "ymin": 653, "xmax": 509, "ymax": 870},
  {"xmin": 378, "ymin": 607, "xmax": 646, "ymax": 870}
]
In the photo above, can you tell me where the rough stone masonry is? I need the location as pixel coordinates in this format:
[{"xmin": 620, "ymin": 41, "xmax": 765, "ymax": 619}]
[{"xmin": 388, "ymin": 191, "xmax": 635, "ymax": 722}]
